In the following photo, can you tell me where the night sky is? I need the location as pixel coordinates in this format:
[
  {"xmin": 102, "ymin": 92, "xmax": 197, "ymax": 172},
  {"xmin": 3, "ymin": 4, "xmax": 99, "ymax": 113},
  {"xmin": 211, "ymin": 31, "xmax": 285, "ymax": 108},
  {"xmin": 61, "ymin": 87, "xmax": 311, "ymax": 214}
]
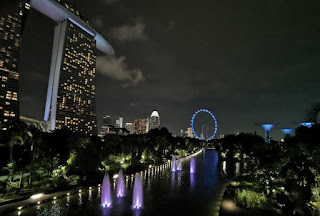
[{"xmin": 15, "ymin": 0, "xmax": 320, "ymax": 139}]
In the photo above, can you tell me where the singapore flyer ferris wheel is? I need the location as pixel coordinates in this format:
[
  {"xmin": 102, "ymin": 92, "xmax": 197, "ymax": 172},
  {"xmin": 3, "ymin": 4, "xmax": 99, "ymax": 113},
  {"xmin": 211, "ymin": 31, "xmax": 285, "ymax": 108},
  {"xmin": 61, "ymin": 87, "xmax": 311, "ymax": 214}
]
[{"xmin": 191, "ymin": 109, "xmax": 218, "ymax": 140}]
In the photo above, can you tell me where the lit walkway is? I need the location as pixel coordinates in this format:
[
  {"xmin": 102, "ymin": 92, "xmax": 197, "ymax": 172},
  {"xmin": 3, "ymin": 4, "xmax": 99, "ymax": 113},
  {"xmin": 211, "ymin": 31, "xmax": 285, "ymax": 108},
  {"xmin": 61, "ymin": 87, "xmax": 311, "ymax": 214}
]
[{"xmin": 0, "ymin": 186, "xmax": 86, "ymax": 215}]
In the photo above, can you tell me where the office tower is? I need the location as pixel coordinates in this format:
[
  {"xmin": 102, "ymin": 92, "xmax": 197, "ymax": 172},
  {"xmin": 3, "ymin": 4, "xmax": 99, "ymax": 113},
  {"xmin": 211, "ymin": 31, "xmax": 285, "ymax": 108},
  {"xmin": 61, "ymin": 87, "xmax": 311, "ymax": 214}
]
[
  {"xmin": 133, "ymin": 119, "xmax": 148, "ymax": 134},
  {"xmin": 201, "ymin": 124, "xmax": 208, "ymax": 140},
  {"xmin": 44, "ymin": 19, "xmax": 98, "ymax": 135},
  {"xmin": 103, "ymin": 115, "xmax": 112, "ymax": 126},
  {"xmin": 149, "ymin": 110, "xmax": 160, "ymax": 131},
  {"xmin": 187, "ymin": 127, "xmax": 194, "ymax": 138},
  {"xmin": 116, "ymin": 117, "xmax": 123, "ymax": 128},
  {"xmin": 125, "ymin": 122, "xmax": 133, "ymax": 134},
  {"xmin": 34, "ymin": 0, "xmax": 114, "ymax": 136},
  {"xmin": 0, "ymin": 1, "xmax": 30, "ymax": 130}
]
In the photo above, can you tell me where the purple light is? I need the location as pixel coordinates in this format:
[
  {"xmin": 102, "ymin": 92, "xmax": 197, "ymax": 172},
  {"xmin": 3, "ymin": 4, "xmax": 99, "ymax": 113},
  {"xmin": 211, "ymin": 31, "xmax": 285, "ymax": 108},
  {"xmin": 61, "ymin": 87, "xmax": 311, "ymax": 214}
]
[
  {"xmin": 171, "ymin": 155, "xmax": 176, "ymax": 172},
  {"xmin": 176, "ymin": 156, "xmax": 182, "ymax": 171},
  {"xmin": 101, "ymin": 174, "xmax": 112, "ymax": 208},
  {"xmin": 116, "ymin": 169, "xmax": 125, "ymax": 197},
  {"xmin": 190, "ymin": 158, "xmax": 196, "ymax": 174},
  {"xmin": 300, "ymin": 122, "xmax": 315, "ymax": 128},
  {"xmin": 281, "ymin": 128, "xmax": 293, "ymax": 135},
  {"xmin": 132, "ymin": 174, "xmax": 143, "ymax": 210}
]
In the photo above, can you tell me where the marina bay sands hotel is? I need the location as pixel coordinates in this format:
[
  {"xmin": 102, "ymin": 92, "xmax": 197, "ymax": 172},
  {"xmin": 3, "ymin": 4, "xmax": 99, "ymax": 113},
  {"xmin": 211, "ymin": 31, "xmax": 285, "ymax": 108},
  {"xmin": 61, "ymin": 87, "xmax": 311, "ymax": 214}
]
[{"xmin": 0, "ymin": 0, "xmax": 114, "ymax": 135}]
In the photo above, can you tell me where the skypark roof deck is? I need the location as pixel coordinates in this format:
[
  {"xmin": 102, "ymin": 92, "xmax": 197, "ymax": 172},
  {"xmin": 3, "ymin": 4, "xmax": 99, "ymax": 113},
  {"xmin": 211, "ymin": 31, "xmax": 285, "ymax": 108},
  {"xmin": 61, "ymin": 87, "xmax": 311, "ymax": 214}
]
[{"xmin": 30, "ymin": 0, "xmax": 115, "ymax": 55}]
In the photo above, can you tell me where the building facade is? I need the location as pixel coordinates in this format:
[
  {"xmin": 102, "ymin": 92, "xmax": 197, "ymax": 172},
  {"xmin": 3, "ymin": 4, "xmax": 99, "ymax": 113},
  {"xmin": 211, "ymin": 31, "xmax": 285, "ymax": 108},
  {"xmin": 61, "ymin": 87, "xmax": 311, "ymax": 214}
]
[
  {"xmin": 102, "ymin": 115, "xmax": 112, "ymax": 126},
  {"xmin": 125, "ymin": 122, "xmax": 133, "ymax": 134},
  {"xmin": 148, "ymin": 110, "xmax": 160, "ymax": 131},
  {"xmin": 133, "ymin": 119, "xmax": 148, "ymax": 134},
  {"xmin": 0, "ymin": 1, "xmax": 30, "ymax": 130},
  {"xmin": 44, "ymin": 19, "xmax": 98, "ymax": 135},
  {"xmin": 186, "ymin": 127, "xmax": 194, "ymax": 138},
  {"xmin": 201, "ymin": 124, "xmax": 208, "ymax": 140},
  {"xmin": 115, "ymin": 117, "xmax": 123, "ymax": 128}
]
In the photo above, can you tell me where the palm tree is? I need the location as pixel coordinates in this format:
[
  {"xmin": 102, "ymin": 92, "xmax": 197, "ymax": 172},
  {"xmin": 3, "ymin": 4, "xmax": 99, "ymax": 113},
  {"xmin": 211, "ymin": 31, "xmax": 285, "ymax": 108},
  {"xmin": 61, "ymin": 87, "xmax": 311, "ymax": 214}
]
[{"xmin": 8, "ymin": 134, "xmax": 24, "ymax": 163}]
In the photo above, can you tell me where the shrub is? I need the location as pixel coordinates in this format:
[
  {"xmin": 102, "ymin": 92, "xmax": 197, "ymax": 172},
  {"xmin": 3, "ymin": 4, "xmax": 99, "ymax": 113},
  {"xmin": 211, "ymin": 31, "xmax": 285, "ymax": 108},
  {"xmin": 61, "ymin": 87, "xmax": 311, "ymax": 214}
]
[
  {"xmin": 236, "ymin": 189, "xmax": 267, "ymax": 208},
  {"xmin": 6, "ymin": 181, "xmax": 19, "ymax": 191}
]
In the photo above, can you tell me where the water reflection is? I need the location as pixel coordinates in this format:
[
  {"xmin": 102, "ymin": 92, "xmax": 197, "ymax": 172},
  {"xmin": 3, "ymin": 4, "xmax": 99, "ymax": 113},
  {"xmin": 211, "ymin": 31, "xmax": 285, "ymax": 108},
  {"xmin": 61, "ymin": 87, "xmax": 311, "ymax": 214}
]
[
  {"xmin": 171, "ymin": 172, "xmax": 176, "ymax": 189},
  {"xmin": 78, "ymin": 192, "xmax": 83, "ymax": 206},
  {"xmin": 190, "ymin": 173, "xmax": 195, "ymax": 190},
  {"xmin": 6, "ymin": 150, "xmax": 225, "ymax": 216}
]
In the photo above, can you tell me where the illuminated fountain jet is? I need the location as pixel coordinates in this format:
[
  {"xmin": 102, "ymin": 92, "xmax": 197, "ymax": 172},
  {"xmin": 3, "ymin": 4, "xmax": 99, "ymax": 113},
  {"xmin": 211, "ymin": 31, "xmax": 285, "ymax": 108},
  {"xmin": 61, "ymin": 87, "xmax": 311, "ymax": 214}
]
[
  {"xmin": 101, "ymin": 174, "xmax": 112, "ymax": 208},
  {"xmin": 261, "ymin": 124, "xmax": 274, "ymax": 143},
  {"xmin": 116, "ymin": 169, "xmax": 125, "ymax": 197},
  {"xmin": 176, "ymin": 156, "xmax": 182, "ymax": 171},
  {"xmin": 190, "ymin": 158, "xmax": 196, "ymax": 174},
  {"xmin": 171, "ymin": 155, "xmax": 176, "ymax": 172},
  {"xmin": 132, "ymin": 173, "xmax": 143, "ymax": 209}
]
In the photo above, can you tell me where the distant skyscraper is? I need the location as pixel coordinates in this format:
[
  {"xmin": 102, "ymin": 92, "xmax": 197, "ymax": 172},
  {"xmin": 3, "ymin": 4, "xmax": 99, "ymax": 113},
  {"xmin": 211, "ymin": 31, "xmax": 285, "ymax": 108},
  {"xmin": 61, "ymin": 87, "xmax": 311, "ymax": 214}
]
[
  {"xmin": 202, "ymin": 124, "xmax": 208, "ymax": 140},
  {"xmin": 102, "ymin": 115, "xmax": 112, "ymax": 126},
  {"xmin": 133, "ymin": 119, "xmax": 148, "ymax": 134},
  {"xmin": 187, "ymin": 127, "xmax": 194, "ymax": 138},
  {"xmin": 125, "ymin": 122, "xmax": 133, "ymax": 134},
  {"xmin": 0, "ymin": 1, "xmax": 30, "ymax": 130},
  {"xmin": 149, "ymin": 110, "xmax": 160, "ymax": 131},
  {"xmin": 116, "ymin": 117, "xmax": 123, "ymax": 128}
]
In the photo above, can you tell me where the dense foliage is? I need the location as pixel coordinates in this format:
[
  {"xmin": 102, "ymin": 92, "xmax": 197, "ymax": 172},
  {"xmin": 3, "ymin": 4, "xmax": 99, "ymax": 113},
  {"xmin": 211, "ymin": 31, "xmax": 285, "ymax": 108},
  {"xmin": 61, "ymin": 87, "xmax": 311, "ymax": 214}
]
[
  {"xmin": 0, "ymin": 122, "xmax": 202, "ymax": 197},
  {"xmin": 218, "ymin": 125, "xmax": 320, "ymax": 216}
]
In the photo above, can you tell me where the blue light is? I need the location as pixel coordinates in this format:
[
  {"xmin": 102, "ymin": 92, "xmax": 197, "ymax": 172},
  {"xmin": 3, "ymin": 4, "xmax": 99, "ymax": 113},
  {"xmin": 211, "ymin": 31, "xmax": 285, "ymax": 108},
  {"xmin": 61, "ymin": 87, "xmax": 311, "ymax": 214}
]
[
  {"xmin": 190, "ymin": 109, "xmax": 218, "ymax": 140},
  {"xmin": 281, "ymin": 128, "xmax": 293, "ymax": 135},
  {"xmin": 300, "ymin": 122, "xmax": 315, "ymax": 128},
  {"xmin": 261, "ymin": 124, "xmax": 274, "ymax": 131}
]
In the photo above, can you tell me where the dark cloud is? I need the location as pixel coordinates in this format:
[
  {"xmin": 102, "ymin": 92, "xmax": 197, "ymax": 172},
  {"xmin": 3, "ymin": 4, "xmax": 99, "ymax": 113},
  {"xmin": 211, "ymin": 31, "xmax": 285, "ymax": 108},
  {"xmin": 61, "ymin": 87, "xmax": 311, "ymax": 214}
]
[
  {"xmin": 103, "ymin": 0, "xmax": 120, "ymax": 5},
  {"xmin": 109, "ymin": 20, "xmax": 147, "ymax": 42},
  {"xmin": 19, "ymin": 0, "xmax": 320, "ymax": 139},
  {"xmin": 96, "ymin": 55, "xmax": 144, "ymax": 87}
]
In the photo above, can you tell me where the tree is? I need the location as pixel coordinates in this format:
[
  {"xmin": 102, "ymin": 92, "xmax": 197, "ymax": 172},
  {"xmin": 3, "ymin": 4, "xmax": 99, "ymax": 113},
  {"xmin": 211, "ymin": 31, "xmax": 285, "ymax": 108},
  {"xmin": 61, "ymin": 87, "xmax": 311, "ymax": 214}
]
[{"xmin": 306, "ymin": 102, "xmax": 320, "ymax": 123}]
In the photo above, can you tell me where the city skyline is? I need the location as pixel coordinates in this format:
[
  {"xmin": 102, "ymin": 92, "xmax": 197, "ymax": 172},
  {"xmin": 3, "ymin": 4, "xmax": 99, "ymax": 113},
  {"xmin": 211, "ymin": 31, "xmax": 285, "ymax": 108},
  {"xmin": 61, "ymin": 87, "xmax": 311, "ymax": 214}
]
[{"xmin": 4, "ymin": 0, "xmax": 319, "ymax": 139}]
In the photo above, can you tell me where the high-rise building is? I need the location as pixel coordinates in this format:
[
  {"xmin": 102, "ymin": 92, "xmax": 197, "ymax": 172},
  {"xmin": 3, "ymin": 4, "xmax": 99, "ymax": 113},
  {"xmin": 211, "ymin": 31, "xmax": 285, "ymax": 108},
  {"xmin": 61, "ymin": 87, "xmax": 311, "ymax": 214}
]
[
  {"xmin": 34, "ymin": 0, "xmax": 114, "ymax": 136},
  {"xmin": 102, "ymin": 115, "xmax": 112, "ymax": 126},
  {"xmin": 125, "ymin": 122, "xmax": 133, "ymax": 134},
  {"xmin": 201, "ymin": 124, "xmax": 208, "ymax": 140},
  {"xmin": 187, "ymin": 127, "xmax": 194, "ymax": 138},
  {"xmin": 44, "ymin": 19, "xmax": 98, "ymax": 135},
  {"xmin": 115, "ymin": 117, "xmax": 123, "ymax": 128},
  {"xmin": 133, "ymin": 119, "xmax": 148, "ymax": 134},
  {"xmin": 148, "ymin": 110, "xmax": 160, "ymax": 131},
  {"xmin": 0, "ymin": 1, "xmax": 30, "ymax": 130}
]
